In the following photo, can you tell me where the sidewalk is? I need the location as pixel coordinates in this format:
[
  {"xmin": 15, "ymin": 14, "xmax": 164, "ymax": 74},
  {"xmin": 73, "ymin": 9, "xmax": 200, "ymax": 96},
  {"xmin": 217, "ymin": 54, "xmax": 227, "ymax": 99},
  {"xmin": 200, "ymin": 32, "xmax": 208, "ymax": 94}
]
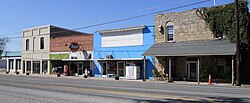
[{"xmin": 1, "ymin": 72, "xmax": 249, "ymax": 88}]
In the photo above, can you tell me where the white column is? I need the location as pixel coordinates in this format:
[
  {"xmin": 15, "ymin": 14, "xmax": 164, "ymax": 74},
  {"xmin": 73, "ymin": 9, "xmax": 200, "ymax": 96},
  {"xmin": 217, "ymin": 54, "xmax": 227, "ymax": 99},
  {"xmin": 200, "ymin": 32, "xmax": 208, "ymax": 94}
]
[
  {"xmin": 47, "ymin": 60, "xmax": 50, "ymax": 75},
  {"xmin": 6, "ymin": 58, "xmax": 9, "ymax": 72},
  {"xmin": 197, "ymin": 57, "xmax": 200, "ymax": 84},
  {"xmin": 21, "ymin": 60, "xmax": 23, "ymax": 73},
  {"xmin": 31, "ymin": 60, "xmax": 33, "ymax": 74},
  {"xmin": 232, "ymin": 56, "xmax": 234, "ymax": 86},
  {"xmin": 13, "ymin": 59, "xmax": 16, "ymax": 72},
  {"xmin": 25, "ymin": 60, "xmax": 27, "ymax": 73},
  {"xmin": 40, "ymin": 60, "xmax": 43, "ymax": 74},
  {"xmin": 169, "ymin": 58, "xmax": 172, "ymax": 81}
]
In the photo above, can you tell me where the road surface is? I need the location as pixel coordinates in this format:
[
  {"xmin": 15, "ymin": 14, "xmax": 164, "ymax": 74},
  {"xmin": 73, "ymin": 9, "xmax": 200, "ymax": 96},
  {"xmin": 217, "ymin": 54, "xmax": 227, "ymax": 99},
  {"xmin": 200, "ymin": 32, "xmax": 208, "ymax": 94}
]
[{"xmin": 0, "ymin": 74, "xmax": 249, "ymax": 103}]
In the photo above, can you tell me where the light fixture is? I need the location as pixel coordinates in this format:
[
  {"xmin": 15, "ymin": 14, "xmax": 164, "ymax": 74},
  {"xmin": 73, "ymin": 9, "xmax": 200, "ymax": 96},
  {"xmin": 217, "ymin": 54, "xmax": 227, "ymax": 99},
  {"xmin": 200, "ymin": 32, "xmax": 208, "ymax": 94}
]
[{"xmin": 158, "ymin": 25, "xmax": 163, "ymax": 32}]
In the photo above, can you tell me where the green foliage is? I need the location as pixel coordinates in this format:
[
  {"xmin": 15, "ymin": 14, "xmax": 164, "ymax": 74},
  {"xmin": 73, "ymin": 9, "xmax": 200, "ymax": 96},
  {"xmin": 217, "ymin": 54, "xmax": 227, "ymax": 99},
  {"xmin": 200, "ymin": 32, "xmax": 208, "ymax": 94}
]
[
  {"xmin": 152, "ymin": 69, "xmax": 159, "ymax": 78},
  {"xmin": 197, "ymin": 0, "xmax": 250, "ymax": 46},
  {"xmin": 152, "ymin": 69, "xmax": 167, "ymax": 81}
]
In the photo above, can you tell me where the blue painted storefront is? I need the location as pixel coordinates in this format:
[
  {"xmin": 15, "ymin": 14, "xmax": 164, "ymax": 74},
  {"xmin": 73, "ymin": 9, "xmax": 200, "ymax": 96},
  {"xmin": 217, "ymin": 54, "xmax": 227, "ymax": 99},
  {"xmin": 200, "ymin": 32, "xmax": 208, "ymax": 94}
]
[{"xmin": 93, "ymin": 25, "xmax": 154, "ymax": 79}]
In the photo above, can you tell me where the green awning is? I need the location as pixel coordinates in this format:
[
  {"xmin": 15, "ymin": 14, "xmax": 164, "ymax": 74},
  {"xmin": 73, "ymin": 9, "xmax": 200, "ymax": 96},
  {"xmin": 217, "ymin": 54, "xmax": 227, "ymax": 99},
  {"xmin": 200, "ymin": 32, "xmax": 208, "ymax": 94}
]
[{"xmin": 49, "ymin": 54, "xmax": 69, "ymax": 60}]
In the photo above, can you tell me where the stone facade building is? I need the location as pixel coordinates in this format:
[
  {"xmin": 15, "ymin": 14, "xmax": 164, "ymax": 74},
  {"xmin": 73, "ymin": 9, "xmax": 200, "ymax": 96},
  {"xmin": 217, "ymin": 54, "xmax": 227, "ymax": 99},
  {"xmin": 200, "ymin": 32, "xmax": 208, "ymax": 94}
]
[{"xmin": 143, "ymin": 9, "xmax": 236, "ymax": 83}]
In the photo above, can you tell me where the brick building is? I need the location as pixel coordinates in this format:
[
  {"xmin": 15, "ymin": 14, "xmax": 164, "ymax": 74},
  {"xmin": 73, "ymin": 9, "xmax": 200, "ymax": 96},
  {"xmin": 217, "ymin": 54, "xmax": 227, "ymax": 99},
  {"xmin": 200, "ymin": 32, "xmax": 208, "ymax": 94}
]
[
  {"xmin": 143, "ymin": 9, "xmax": 236, "ymax": 83},
  {"xmin": 22, "ymin": 25, "xmax": 93, "ymax": 75},
  {"xmin": 50, "ymin": 29, "xmax": 93, "ymax": 76}
]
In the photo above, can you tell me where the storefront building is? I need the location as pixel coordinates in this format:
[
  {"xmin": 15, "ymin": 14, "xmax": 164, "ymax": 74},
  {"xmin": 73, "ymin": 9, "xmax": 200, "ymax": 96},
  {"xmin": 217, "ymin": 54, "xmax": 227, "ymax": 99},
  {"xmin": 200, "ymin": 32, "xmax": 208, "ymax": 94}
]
[
  {"xmin": 50, "ymin": 31, "xmax": 93, "ymax": 76},
  {"xmin": 93, "ymin": 25, "xmax": 154, "ymax": 80},
  {"xmin": 22, "ymin": 25, "xmax": 92, "ymax": 75},
  {"xmin": 143, "ymin": 8, "xmax": 236, "ymax": 83},
  {"xmin": 1, "ymin": 51, "xmax": 21, "ymax": 73},
  {"xmin": 22, "ymin": 25, "xmax": 51, "ymax": 75}
]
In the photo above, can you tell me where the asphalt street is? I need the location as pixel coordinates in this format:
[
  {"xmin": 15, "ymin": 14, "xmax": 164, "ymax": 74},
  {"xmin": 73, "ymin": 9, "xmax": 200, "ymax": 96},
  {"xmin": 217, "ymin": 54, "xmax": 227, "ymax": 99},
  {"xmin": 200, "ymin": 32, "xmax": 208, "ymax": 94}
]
[{"xmin": 0, "ymin": 74, "xmax": 250, "ymax": 103}]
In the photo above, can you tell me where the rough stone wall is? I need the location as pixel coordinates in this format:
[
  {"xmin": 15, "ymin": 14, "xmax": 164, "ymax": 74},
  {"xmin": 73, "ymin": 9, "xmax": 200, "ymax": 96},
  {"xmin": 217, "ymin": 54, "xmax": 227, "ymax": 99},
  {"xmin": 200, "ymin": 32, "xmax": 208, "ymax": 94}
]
[
  {"xmin": 172, "ymin": 57, "xmax": 186, "ymax": 80},
  {"xmin": 154, "ymin": 56, "xmax": 167, "ymax": 74},
  {"xmin": 154, "ymin": 9, "xmax": 214, "ymax": 43},
  {"xmin": 199, "ymin": 56, "xmax": 216, "ymax": 79},
  {"xmin": 170, "ymin": 56, "xmax": 232, "ymax": 81},
  {"xmin": 154, "ymin": 9, "xmax": 216, "ymax": 79}
]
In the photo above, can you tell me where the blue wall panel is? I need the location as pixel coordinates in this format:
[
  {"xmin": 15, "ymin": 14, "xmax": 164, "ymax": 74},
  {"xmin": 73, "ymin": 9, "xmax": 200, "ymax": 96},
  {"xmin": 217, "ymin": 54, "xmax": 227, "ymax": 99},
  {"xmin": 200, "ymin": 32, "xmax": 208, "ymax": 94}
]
[{"xmin": 93, "ymin": 25, "xmax": 154, "ymax": 79}]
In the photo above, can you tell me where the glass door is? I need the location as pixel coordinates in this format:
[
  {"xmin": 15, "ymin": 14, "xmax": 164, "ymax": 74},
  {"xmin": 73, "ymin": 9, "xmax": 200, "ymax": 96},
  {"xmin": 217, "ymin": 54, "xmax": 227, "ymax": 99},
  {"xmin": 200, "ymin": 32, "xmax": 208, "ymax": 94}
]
[
  {"xmin": 117, "ymin": 61, "xmax": 125, "ymax": 77},
  {"xmin": 102, "ymin": 62, "xmax": 107, "ymax": 77},
  {"xmin": 186, "ymin": 61, "xmax": 197, "ymax": 80},
  {"xmin": 78, "ymin": 62, "xmax": 83, "ymax": 75}
]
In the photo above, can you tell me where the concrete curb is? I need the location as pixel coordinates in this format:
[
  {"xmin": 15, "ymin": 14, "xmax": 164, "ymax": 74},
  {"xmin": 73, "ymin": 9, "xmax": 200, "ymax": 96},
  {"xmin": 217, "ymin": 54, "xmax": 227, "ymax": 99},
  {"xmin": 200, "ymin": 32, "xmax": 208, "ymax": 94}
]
[{"xmin": 1, "ymin": 72, "xmax": 249, "ymax": 88}]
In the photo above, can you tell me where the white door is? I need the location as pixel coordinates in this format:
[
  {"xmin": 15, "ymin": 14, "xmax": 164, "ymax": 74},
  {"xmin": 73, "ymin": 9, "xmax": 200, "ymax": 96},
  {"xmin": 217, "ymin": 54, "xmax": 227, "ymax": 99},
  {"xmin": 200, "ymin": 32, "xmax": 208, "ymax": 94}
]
[{"xmin": 186, "ymin": 61, "xmax": 198, "ymax": 80}]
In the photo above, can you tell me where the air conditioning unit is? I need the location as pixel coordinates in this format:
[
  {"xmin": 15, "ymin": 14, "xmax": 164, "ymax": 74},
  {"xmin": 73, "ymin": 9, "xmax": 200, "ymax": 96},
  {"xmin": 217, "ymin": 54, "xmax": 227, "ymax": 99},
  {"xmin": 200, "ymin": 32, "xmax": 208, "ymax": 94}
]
[{"xmin": 106, "ymin": 55, "xmax": 113, "ymax": 59}]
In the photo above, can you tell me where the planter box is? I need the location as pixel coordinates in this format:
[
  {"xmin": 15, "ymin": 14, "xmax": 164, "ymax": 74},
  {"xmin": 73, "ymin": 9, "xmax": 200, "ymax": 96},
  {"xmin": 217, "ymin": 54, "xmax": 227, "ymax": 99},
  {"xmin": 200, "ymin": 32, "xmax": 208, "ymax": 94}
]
[
  {"xmin": 57, "ymin": 73, "xmax": 61, "ymax": 77},
  {"xmin": 115, "ymin": 76, "xmax": 119, "ymax": 80}
]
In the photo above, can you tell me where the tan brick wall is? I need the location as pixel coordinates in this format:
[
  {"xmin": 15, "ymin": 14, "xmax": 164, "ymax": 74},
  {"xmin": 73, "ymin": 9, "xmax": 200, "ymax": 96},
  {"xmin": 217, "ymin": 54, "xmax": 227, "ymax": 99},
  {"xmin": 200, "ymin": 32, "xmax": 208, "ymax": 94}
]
[
  {"xmin": 154, "ymin": 9, "xmax": 214, "ymax": 43},
  {"xmin": 50, "ymin": 34, "xmax": 93, "ymax": 52}
]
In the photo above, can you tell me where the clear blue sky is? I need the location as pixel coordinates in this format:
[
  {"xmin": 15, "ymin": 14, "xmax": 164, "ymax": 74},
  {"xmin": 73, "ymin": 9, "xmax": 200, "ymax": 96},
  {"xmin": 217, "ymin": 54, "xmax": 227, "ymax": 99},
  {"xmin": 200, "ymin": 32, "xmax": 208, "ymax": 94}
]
[{"xmin": 0, "ymin": 0, "xmax": 249, "ymax": 51}]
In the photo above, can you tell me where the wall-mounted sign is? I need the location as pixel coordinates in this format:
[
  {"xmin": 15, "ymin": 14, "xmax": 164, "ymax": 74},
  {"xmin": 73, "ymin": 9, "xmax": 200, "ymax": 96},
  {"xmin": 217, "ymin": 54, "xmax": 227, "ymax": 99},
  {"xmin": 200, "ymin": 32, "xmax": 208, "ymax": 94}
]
[{"xmin": 69, "ymin": 42, "xmax": 79, "ymax": 50}]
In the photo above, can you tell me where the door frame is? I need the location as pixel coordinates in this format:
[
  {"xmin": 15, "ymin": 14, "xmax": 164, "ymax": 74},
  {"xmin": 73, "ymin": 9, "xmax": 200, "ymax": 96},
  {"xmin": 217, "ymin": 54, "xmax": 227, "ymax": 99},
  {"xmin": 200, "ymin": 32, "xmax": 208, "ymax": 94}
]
[
  {"xmin": 117, "ymin": 61, "xmax": 125, "ymax": 77},
  {"xmin": 186, "ymin": 61, "xmax": 198, "ymax": 80},
  {"xmin": 77, "ymin": 62, "xmax": 83, "ymax": 75},
  {"xmin": 102, "ymin": 61, "xmax": 108, "ymax": 77}
]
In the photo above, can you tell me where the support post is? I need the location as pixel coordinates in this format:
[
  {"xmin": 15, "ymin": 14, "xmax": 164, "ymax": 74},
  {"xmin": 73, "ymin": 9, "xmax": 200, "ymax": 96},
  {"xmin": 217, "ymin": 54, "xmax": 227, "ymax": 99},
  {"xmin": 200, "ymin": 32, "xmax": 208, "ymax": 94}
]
[
  {"xmin": 6, "ymin": 58, "xmax": 9, "ymax": 72},
  {"xmin": 235, "ymin": 0, "xmax": 241, "ymax": 86},
  {"xmin": 13, "ymin": 59, "xmax": 16, "ymax": 72},
  {"xmin": 232, "ymin": 56, "xmax": 235, "ymax": 86},
  {"xmin": 89, "ymin": 60, "xmax": 91, "ymax": 76},
  {"xmin": 40, "ymin": 60, "xmax": 43, "ymax": 74},
  {"xmin": 21, "ymin": 60, "xmax": 23, "ymax": 74},
  {"xmin": 197, "ymin": 57, "xmax": 200, "ymax": 84},
  {"xmin": 47, "ymin": 60, "xmax": 50, "ymax": 75},
  {"xmin": 31, "ymin": 60, "xmax": 33, "ymax": 74},
  {"xmin": 168, "ymin": 58, "xmax": 172, "ymax": 81},
  {"xmin": 25, "ymin": 60, "xmax": 27, "ymax": 73},
  {"xmin": 143, "ymin": 56, "xmax": 146, "ymax": 81}
]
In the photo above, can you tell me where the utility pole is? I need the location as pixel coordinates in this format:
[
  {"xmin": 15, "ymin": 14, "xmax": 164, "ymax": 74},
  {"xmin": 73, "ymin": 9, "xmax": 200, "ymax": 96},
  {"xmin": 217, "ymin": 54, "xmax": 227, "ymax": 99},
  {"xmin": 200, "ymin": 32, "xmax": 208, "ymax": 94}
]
[{"xmin": 235, "ymin": 0, "xmax": 241, "ymax": 86}]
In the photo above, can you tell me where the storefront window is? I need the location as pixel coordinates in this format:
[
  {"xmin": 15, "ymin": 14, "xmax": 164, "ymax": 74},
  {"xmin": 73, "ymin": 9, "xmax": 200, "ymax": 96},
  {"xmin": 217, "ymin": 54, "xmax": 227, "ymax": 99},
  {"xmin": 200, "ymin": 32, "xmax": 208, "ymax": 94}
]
[
  {"xmin": 108, "ymin": 61, "xmax": 117, "ymax": 75},
  {"xmin": 118, "ymin": 62, "xmax": 125, "ymax": 77}
]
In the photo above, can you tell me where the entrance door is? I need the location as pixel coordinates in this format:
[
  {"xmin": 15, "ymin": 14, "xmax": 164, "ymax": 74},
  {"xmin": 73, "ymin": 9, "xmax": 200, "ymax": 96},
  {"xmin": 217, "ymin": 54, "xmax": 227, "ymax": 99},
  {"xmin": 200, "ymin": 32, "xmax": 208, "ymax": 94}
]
[
  {"xmin": 117, "ymin": 61, "xmax": 125, "ymax": 77},
  {"xmin": 33, "ymin": 61, "xmax": 40, "ymax": 74},
  {"xmin": 102, "ymin": 62, "xmax": 107, "ymax": 77},
  {"xmin": 186, "ymin": 62, "xmax": 197, "ymax": 80},
  {"xmin": 78, "ymin": 62, "xmax": 83, "ymax": 75}
]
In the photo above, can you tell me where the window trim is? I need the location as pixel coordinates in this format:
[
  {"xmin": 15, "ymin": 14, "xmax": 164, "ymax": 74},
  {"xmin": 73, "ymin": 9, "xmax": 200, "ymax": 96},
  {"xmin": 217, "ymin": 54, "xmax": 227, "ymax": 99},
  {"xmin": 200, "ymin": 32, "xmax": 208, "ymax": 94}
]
[
  {"xmin": 40, "ymin": 37, "xmax": 44, "ymax": 49},
  {"xmin": 167, "ymin": 25, "xmax": 174, "ymax": 41},
  {"xmin": 26, "ymin": 39, "xmax": 29, "ymax": 50},
  {"xmin": 165, "ymin": 22, "xmax": 174, "ymax": 42}
]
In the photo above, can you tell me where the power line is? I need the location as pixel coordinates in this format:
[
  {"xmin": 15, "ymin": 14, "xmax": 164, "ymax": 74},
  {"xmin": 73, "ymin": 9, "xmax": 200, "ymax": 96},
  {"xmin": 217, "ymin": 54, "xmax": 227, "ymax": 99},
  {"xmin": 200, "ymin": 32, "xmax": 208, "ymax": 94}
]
[
  {"xmin": 51, "ymin": 0, "xmax": 213, "ymax": 34},
  {"xmin": 4, "ymin": 0, "xmax": 212, "ymax": 39},
  {"xmin": 62, "ymin": 0, "xmax": 193, "ymax": 26}
]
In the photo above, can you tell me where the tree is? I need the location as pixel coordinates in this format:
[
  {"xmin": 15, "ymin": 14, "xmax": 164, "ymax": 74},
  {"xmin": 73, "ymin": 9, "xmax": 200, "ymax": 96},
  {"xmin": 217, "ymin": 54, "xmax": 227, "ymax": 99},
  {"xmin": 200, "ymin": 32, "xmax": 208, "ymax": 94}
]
[{"xmin": 0, "ymin": 37, "xmax": 8, "ymax": 55}]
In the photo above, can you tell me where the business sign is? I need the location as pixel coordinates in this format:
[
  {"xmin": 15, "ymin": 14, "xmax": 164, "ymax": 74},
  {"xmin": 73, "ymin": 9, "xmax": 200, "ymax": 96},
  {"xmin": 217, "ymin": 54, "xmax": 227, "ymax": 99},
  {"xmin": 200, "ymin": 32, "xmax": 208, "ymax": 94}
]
[
  {"xmin": 125, "ymin": 66, "xmax": 140, "ymax": 80},
  {"xmin": 69, "ymin": 42, "xmax": 79, "ymax": 51}
]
